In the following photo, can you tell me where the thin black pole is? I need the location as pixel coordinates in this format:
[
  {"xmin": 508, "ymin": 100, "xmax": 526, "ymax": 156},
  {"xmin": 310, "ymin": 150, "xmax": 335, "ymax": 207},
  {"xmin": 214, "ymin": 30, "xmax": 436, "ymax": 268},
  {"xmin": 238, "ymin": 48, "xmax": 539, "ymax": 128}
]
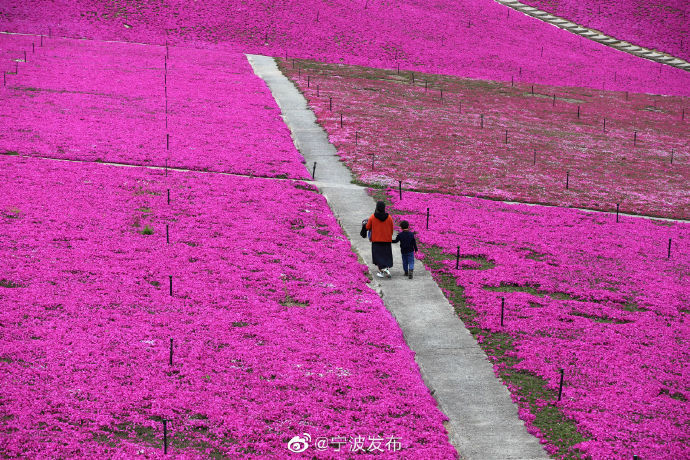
[
  {"xmin": 2, "ymin": 71, "xmax": 5, "ymax": 87},
  {"xmin": 425, "ymin": 80, "xmax": 427, "ymax": 91},
  {"xmin": 603, "ymin": 118, "xmax": 606, "ymax": 132},
  {"xmin": 426, "ymin": 208, "xmax": 429, "ymax": 230},
  {"xmin": 577, "ymin": 105, "xmax": 580, "ymax": 119},
  {"xmin": 169, "ymin": 339, "xmax": 173, "ymax": 365},
  {"xmin": 456, "ymin": 246, "xmax": 460, "ymax": 269},
  {"xmin": 616, "ymin": 203, "xmax": 619, "ymax": 222},
  {"xmin": 552, "ymin": 94, "xmax": 555, "ymax": 106},
  {"xmin": 505, "ymin": 130, "xmax": 508, "ymax": 144},
  {"xmin": 167, "ymin": 189, "xmax": 170, "ymax": 205},
  {"xmin": 329, "ymin": 97, "xmax": 332, "ymax": 111},
  {"xmin": 40, "ymin": 35, "xmax": 43, "ymax": 46},
  {"xmin": 533, "ymin": 149, "xmax": 536, "ymax": 165},
  {"xmin": 668, "ymin": 238, "xmax": 672, "ymax": 259},
  {"xmin": 307, "ymin": 75, "xmax": 310, "ymax": 88},
  {"xmin": 398, "ymin": 180, "xmax": 402, "ymax": 200},
  {"xmin": 371, "ymin": 154, "xmax": 374, "ymax": 170},
  {"xmin": 163, "ymin": 420, "xmax": 168, "ymax": 454},
  {"xmin": 480, "ymin": 114, "xmax": 483, "ymax": 129},
  {"xmin": 317, "ymin": 85, "xmax": 320, "ymax": 97},
  {"xmin": 166, "ymin": 224, "xmax": 169, "ymax": 244},
  {"xmin": 500, "ymin": 297, "xmax": 505, "ymax": 326},
  {"xmin": 355, "ymin": 131, "xmax": 358, "ymax": 145},
  {"xmin": 531, "ymin": 85, "xmax": 534, "ymax": 95},
  {"xmin": 633, "ymin": 131, "xmax": 637, "ymax": 147},
  {"xmin": 169, "ymin": 275, "xmax": 173, "ymax": 296},
  {"xmin": 340, "ymin": 113, "xmax": 343, "ymax": 128},
  {"xmin": 24, "ymin": 50, "xmax": 26, "ymax": 62},
  {"xmin": 566, "ymin": 171, "xmax": 569, "ymax": 190},
  {"xmin": 165, "ymin": 159, "xmax": 168, "ymax": 176},
  {"xmin": 166, "ymin": 134, "xmax": 169, "ymax": 150},
  {"xmin": 557, "ymin": 369, "xmax": 564, "ymax": 401},
  {"xmin": 312, "ymin": 161, "xmax": 316, "ymax": 179},
  {"xmin": 671, "ymin": 149, "xmax": 674, "ymax": 164}
]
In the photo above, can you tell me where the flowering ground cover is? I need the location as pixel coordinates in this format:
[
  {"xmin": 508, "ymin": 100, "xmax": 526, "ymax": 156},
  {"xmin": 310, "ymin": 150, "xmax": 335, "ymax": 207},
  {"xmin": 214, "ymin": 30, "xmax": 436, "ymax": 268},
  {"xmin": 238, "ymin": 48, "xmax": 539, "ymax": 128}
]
[
  {"xmin": 279, "ymin": 58, "xmax": 690, "ymax": 220},
  {"xmin": 0, "ymin": 156, "xmax": 456, "ymax": 457},
  {"xmin": 2, "ymin": 0, "xmax": 690, "ymax": 96},
  {"xmin": 0, "ymin": 34, "xmax": 308, "ymax": 178},
  {"xmin": 373, "ymin": 188, "xmax": 690, "ymax": 459},
  {"xmin": 519, "ymin": 0, "xmax": 690, "ymax": 61}
]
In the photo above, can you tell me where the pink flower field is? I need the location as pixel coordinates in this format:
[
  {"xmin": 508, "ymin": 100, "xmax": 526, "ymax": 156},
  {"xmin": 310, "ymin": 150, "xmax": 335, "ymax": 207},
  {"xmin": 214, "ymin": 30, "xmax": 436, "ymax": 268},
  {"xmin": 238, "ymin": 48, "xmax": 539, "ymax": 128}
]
[
  {"xmin": 520, "ymin": 0, "xmax": 690, "ymax": 61},
  {"xmin": 0, "ymin": 34, "xmax": 308, "ymax": 178},
  {"xmin": 2, "ymin": 0, "xmax": 690, "ymax": 96},
  {"xmin": 383, "ymin": 188, "xmax": 689, "ymax": 459},
  {"xmin": 281, "ymin": 59, "xmax": 690, "ymax": 219},
  {"xmin": 0, "ymin": 156, "xmax": 456, "ymax": 457}
]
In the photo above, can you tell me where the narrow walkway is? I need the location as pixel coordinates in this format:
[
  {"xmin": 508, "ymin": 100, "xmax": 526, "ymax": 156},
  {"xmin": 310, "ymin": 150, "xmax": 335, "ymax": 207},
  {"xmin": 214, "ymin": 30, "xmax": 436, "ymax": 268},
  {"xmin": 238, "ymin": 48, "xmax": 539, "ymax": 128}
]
[
  {"xmin": 247, "ymin": 54, "xmax": 550, "ymax": 460},
  {"xmin": 494, "ymin": 0, "xmax": 690, "ymax": 71}
]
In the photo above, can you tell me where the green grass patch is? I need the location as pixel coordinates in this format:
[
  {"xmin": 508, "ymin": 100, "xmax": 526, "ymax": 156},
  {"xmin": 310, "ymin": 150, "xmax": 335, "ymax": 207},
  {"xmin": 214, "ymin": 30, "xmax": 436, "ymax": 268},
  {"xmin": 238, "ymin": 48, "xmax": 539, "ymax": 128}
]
[
  {"xmin": 140, "ymin": 225, "xmax": 154, "ymax": 235},
  {"xmin": 0, "ymin": 279, "xmax": 23, "ymax": 288},
  {"xmin": 1, "ymin": 150, "xmax": 19, "ymax": 156}
]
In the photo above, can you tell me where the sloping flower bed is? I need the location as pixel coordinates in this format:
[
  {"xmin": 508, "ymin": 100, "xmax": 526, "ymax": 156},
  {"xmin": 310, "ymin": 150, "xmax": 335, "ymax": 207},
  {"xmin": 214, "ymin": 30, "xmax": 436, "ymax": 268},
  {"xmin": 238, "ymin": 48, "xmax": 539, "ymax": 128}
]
[
  {"xmin": 0, "ymin": 156, "xmax": 455, "ymax": 458},
  {"xmin": 519, "ymin": 0, "xmax": 689, "ymax": 61},
  {"xmin": 384, "ymin": 188, "xmax": 689, "ymax": 459},
  {"xmin": 280, "ymin": 59, "xmax": 690, "ymax": 219},
  {"xmin": 0, "ymin": 35, "xmax": 308, "ymax": 178},
  {"xmin": 1, "ymin": 0, "xmax": 690, "ymax": 96}
]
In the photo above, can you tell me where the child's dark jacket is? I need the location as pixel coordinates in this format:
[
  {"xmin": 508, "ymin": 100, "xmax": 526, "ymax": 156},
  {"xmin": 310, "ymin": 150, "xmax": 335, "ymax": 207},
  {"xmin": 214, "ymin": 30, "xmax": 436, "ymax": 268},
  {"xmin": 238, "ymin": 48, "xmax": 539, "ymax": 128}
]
[{"xmin": 393, "ymin": 231, "xmax": 418, "ymax": 254}]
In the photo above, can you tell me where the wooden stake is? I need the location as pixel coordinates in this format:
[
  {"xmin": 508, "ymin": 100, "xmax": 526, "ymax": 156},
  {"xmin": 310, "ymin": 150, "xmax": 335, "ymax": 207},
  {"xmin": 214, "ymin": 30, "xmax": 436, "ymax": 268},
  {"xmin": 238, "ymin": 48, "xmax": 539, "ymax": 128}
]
[
  {"xmin": 671, "ymin": 149, "xmax": 674, "ymax": 164},
  {"xmin": 566, "ymin": 171, "xmax": 569, "ymax": 190},
  {"xmin": 425, "ymin": 80, "xmax": 427, "ymax": 91},
  {"xmin": 329, "ymin": 97, "xmax": 332, "ymax": 111},
  {"xmin": 480, "ymin": 114, "xmax": 484, "ymax": 129},
  {"xmin": 426, "ymin": 208, "xmax": 429, "ymax": 230},
  {"xmin": 577, "ymin": 105, "xmax": 580, "ymax": 119},
  {"xmin": 552, "ymin": 94, "xmax": 555, "ymax": 106},
  {"xmin": 633, "ymin": 131, "xmax": 637, "ymax": 147},
  {"xmin": 307, "ymin": 75, "xmax": 310, "ymax": 88},
  {"xmin": 505, "ymin": 130, "xmax": 508, "ymax": 144},
  {"xmin": 533, "ymin": 149, "xmax": 536, "ymax": 165},
  {"xmin": 531, "ymin": 85, "xmax": 534, "ymax": 95},
  {"xmin": 398, "ymin": 180, "xmax": 402, "ymax": 200},
  {"xmin": 340, "ymin": 113, "xmax": 343, "ymax": 128},
  {"xmin": 456, "ymin": 246, "xmax": 460, "ymax": 269},
  {"xmin": 312, "ymin": 161, "xmax": 316, "ymax": 179},
  {"xmin": 557, "ymin": 369, "xmax": 564, "ymax": 401},
  {"xmin": 317, "ymin": 85, "xmax": 319, "ymax": 97}
]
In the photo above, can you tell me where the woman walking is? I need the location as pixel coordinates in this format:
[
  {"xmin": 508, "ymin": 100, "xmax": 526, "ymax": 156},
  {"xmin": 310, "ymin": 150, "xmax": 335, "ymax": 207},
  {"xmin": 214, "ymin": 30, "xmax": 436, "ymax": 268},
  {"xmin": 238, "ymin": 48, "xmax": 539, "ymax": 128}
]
[{"xmin": 366, "ymin": 201, "xmax": 394, "ymax": 278}]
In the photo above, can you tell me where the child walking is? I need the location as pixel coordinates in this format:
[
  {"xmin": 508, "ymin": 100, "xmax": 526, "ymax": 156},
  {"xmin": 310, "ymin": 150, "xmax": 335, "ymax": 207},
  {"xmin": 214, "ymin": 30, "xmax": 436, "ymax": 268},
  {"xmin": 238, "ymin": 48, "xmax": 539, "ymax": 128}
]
[{"xmin": 392, "ymin": 220, "xmax": 418, "ymax": 279}]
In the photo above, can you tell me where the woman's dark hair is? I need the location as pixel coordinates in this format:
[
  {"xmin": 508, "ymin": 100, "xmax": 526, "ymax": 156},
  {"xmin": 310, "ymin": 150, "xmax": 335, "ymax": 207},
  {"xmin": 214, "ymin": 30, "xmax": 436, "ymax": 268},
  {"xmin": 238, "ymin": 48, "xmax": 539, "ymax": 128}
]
[
  {"xmin": 400, "ymin": 220, "xmax": 409, "ymax": 229},
  {"xmin": 375, "ymin": 201, "xmax": 385, "ymax": 213}
]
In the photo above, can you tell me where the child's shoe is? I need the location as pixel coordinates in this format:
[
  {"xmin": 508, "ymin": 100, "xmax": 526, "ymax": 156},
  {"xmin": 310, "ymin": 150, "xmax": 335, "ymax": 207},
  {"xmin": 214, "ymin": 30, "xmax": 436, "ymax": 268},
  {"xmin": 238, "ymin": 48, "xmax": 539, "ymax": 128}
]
[{"xmin": 409, "ymin": 269, "xmax": 414, "ymax": 279}]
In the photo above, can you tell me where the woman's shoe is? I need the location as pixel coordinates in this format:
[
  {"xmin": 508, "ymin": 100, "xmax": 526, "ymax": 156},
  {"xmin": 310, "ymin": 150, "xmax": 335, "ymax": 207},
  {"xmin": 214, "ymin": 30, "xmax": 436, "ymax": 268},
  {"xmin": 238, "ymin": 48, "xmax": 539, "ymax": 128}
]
[
  {"xmin": 376, "ymin": 271, "xmax": 385, "ymax": 278},
  {"xmin": 409, "ymin": 269, "xmax": 414, "ymax": 279},
  {"xmin": 382, "ymin": 268, "xmax": 392, "ymax": 278}
]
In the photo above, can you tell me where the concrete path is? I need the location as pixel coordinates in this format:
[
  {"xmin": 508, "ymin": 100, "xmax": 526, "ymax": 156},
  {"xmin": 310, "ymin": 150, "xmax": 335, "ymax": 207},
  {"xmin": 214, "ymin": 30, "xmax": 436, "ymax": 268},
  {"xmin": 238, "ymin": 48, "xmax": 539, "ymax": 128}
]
[
  {"xmin": 247, "ymin": 54, "xmax": 550, "ymax": 460},
  {"xmin": 493, "ymin": 0, "xmax": 690, "ymax": 71}
]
